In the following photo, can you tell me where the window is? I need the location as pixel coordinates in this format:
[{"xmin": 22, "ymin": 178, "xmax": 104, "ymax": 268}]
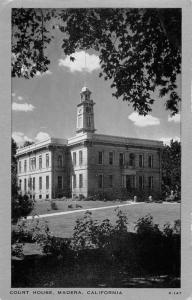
[
  {"xmin": 98, "ymin": 174, "xmax": 103, "ymax": 189},
  {"xmin": 33, "ymin": 177, "xmax": 35, "ymax": 191},
  {"xmin": 87, "ymin": 116, "xmax": 91, "ymax": 127},
  {"xmin": 109, "ymin": 152, "xmax": 113, "ymax": 165},
  {"xmin": 19, "ymin": 161, "xmax": 21, "ymax": 173},
  {"xmin": 129, "ymin": 153, "xmax": 135, "ymax": 166},
  {"xmin": 109, "ymin": 175, "xmax": 113, "ymax": 187},
  {"xmin": 58, "ymin": 155, "xmax": 62, "ymax": 168},
  {"xmin": 39, "ymin": 156, "xmax": 42, "ymax": 169},
  {"xmin": 98, "ymin": 151, "xmax": 103, "ymax": 165},
  {"xmin": 79, "ymin": 150, "xmax": 83, "ymax": 165},
  {"xmin": 24, "ymin": 178, "xmax": 27, "ymax": 192},
  {"xmin": 119, "ymin": 153, "xmax": 124, "ymax": 166},
  {"xmin": 148, "ymin": 176, "xmax": 153, "ymax": 189},
  {"xmin": 121, "ymin": 175, "xmax": 124, "ymax": 187},
  {"xmin": 139, "ymin": 155, "xmax": 144, "ymax": 168},
  {"xmin": 58, "ymin": 176, "xmax": 62, "ymax": 189},
  {"xmin": 148, "ymin": 155, "xmax": 153, "ymax": 168},
  {"xmin": 139, "ymin": 176, "xmax": 144, "ymax": 189},
  {"xmin": 73, "ymin": 175, "xmax": 76, "ymax": 188},
  {"xmin": 79, "ymin": 174, "xmax": 83, "ymax": 188},
  {"xmin": 30, "ymin": 158, "xmax": 32, "ymax": 170},
  {"xmin": 123, "ymin": 175, "xmax": 136, "ymax": 190},
  {"xmin": 24, "ymin": 160, "xmax": 27, "ymax": 172},
  {"xmin": 46, "ymin": 176, "xmax": 49, "ymax": 189},
  {"xmin": 39, "ymin": 177, "xmax": 42, "ymax": 190},
  {"xmin": 73, "ymin": 152, "xmax": 76, "ymax": 166},
  {"xmin": 28, "ymin": 178, "xmax": 32, "ymax": 190},
  {"xmin": 46, "ymin": 154, "xmax": 49, "ymax": 168},
  {"xmin": 30, "ymin": 157, "xmax": 36, "ymax": 170}
]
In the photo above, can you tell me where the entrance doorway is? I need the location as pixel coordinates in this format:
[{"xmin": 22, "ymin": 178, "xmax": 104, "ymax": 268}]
[{"xmin": 125, "ymin": 175, "xmax": 136, "ymax": 190}]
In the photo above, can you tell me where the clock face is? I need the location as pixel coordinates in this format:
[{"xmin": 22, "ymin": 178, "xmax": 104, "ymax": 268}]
[{"xmin": 78, "ymin": 108, "xmax": 82, "ymax": 114}]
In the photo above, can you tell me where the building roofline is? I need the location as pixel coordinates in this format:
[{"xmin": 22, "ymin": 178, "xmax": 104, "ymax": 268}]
[
  {"xmin": 68, "ymin": 132, "xmax": 163, "ymax": 148},
  {"xmin": 92, "ymin": 133, "xmax": 164, "ymax": 146},
  {"xmin": 16, "ymin": 137, "xmax": 68, "ymax": 157}
]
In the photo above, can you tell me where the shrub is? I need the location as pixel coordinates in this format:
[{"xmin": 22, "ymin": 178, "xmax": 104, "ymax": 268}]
[
  {"xmin": 71, "ymin": 211, "xmax": 98, "ymax": 251},
  {"xmin": 79, "ymin": 194, "xmax": 85, "ymax": 200},
  {"xmin": 134, "ymin": 214, "xmax": 180, "ymax": 275},
  {"xmin": 12, "ymin": 194, "xmax": 34, "ymax": 223},
  {"xmin": 71, "ymin": 209, "xmax": 129, "ymax": 251},
  {"xmin": 11, "ymin": 242, "xmax": 23, "ymax": 258},
  {"xmin": 12, "ymin": 218, "xmax": 50, "ymax": 244},
  {"xmin": 41, "ymin": 236, "xmax": 73, "ymax": 261},
  {"xmin": 50, "ymin": 201, "xmax": 58, "ymax": 210},
  {"xmin": 134, "ymin": 214, "xmax": 161, "ymax": 236},
  {"xmin": 114, "ymin": 207, "xmax": 128, "ymax": 233},
  {"xmin": 75, "ymin": 204, "xmax": 82, "ymax": 208}
]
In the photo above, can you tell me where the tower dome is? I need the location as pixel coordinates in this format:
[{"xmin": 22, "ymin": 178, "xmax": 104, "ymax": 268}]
[
  {"xmin": 80, "ymin": 86, "xmax": 92, "ymax": 102},
  {"xmin": 81, "ymin": 86, "xmax": 91, "ymax": 93}
]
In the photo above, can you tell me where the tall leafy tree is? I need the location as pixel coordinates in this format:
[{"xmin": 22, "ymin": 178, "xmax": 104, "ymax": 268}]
[
  {"xmin": 162, "ymin": 140, "xmax": 181, "ymax": 198},
  {"xmin": 11, "ymin": 138, "xmax": 18, "ymax": 197},
  {"xmin": 12, "ymin": 8, "xmax": 181, "ymax": 116}
]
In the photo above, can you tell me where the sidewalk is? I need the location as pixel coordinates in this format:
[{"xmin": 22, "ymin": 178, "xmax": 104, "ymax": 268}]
[{"xmin": 27, "ymin": 201, "xmax": 140, "ymax": 220}]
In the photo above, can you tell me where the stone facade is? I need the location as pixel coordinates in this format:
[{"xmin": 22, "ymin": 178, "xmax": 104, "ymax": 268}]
[{"xmin": 16, "ymin": 87, "xmax": 163, "ymax": 201}]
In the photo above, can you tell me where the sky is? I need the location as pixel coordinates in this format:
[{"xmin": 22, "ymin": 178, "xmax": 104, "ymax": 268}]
[{"xmin": 12, "ymin": 19, "xmax": 181, "ymax": 147}]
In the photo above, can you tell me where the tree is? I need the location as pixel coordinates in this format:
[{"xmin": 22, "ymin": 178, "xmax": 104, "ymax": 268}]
[
  {"xmin": 11, "ymin": 138, "xmax": 34, "ymax": 222},
  {"xmin": 162, "ymin": 140, "xmax": 181, "ymax": 198},
  {"xmin": 11, "ymin": 138, "xmax": 18, "ymax": 198},
  {"xmin": 23, "ymin": 141, "xmax": 34, "ymax": 147},
  {"xmin": 12, "ymin": 8, "xmax": 181, "ymax": 115}
]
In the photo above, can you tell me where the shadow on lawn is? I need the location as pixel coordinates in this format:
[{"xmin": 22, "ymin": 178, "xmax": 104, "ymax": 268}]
[{"xmin": 12, "ymin": 252, "xmax": 180, "ymax": 288}]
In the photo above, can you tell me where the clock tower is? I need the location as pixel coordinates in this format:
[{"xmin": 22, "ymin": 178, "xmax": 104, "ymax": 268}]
[{"xmin": 76, "ymin": 87, "xmax": 96, "ymax": 134}]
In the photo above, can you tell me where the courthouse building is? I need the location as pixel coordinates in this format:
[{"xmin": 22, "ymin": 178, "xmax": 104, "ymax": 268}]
[{"xmin": 16, "ymin": 87, "xmax": 163, "ymax": 200}]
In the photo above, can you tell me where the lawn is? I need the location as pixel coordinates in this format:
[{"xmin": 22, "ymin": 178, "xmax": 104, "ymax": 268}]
[
  {"xmin": 41, "ymin": 202, "xmax": 180, "ymax": 238},
  {"xmin": 30, "ymin": 198, "xmax": 127, "ymax": 216}
]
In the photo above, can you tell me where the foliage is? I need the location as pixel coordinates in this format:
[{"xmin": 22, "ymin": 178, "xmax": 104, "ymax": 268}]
[
  {"xmin": 50, "ymin": 201, "xmax": 58, "ymax": 210},
  {"xmin": 12, "ymin": 211, "xmax": 180, "ymax": 280},
  {"xmin": 11, "ymin": 138, "xmax": 35, "ymax": 222},
  {"xmin": 13, "ymin": 218, "xmax": 50, "ymax": 244},
  {"xmin": 162, "ymin": 139, "xmax": 181, "ymax": 199},
  {"xmin": 135, "ymin": 214, "xmax": 162, "ymax": 236},
  {"xmin": 23, "ymin": 141, "xmax": 34, "ymax": 147},
  {"xmin": 11, "ymin": 242, "xmax": 23, "ymax": 258},
  {"xmin": 42, "ymin": 236, "xmax": 72, "ymax": 260},
  {"xmin": 71, "ymin": 211, "xmax": 99, "ymax": 250},
  {"xmin": 134, "ymin": 214, "xmax": 180, "ymax": 274},
  {"xmin": 11, "ymin": 138, "xmax": 18, "ymax": 198},
  {"xmin": 12, "ymin": 8, "xmax": 181, "ymax": 115},
  {"xmin": 71, "ymin": 208, "xmax": 128, "ymax": 252},
  {"xmin": 12, "ymin": 8, "xmax": 53, "ymax": 78},
  {"xmin": 12, "ymin": 194, "xmax": 35, "ymax": 223}
]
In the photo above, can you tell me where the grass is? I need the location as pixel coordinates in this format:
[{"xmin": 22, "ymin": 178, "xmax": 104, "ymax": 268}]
[
  {"xmin": 31, "ymin": 198, "xmax": 129, "ymax": 216},
  {"xmin": 41, "ymin": 202, "xmax": 180, "ymax": 238}
]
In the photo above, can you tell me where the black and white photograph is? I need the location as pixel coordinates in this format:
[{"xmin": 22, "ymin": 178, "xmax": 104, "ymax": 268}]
[
  {"xmin": 10, "ymin": 7, "xmax": 182, "ymax": 289},
  {"xmin": 1, "ymin": 1, "xmax": 192, "ymax": 298}
]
